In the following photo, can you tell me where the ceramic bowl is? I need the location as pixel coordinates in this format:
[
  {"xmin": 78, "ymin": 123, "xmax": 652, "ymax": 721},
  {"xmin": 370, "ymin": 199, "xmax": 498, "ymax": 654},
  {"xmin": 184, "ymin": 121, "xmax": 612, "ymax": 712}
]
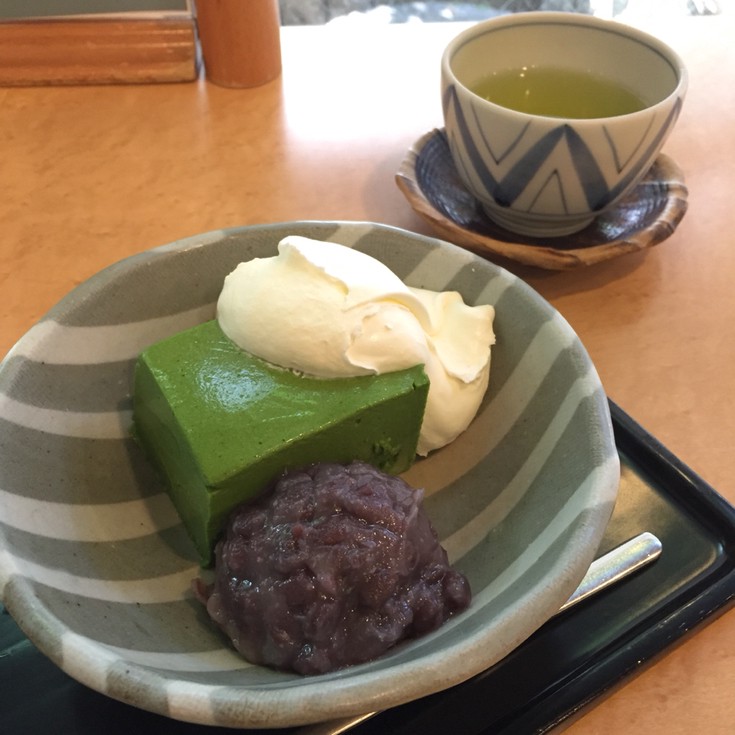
[
  {"xmin": 441, "ymin": 12, "xmax": 687, "ymax": 237},
  {"xmin": 0, "ymin": 222, "xmax": 619, "ymax": 728}
]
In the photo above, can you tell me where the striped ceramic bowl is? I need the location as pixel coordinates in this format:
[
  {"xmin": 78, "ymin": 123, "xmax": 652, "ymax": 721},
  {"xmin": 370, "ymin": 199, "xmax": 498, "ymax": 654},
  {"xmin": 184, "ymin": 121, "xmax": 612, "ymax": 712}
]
[{"xmin": 0, "ymin": 222, "xmax": 619, "ymax": 728}]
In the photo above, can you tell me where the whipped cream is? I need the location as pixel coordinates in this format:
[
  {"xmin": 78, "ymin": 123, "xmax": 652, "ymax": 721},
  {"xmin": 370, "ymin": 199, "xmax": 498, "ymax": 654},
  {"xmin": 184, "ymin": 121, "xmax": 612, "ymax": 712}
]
[{"xmin": 217, "ymin": 235, "xmax": 495, "ymax": 455}]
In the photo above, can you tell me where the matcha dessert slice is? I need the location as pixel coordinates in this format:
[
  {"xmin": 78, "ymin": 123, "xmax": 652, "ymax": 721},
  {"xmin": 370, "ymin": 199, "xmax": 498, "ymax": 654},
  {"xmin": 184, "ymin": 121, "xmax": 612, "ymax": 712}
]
[{"xmin": 133, "ymin": 320, "xmax": 429, "ymax": 565}]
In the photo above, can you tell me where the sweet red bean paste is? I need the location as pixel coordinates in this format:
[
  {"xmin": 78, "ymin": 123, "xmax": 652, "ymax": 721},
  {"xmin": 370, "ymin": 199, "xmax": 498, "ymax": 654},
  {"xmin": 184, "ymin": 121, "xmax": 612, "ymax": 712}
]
[{"xmin": 195, "ymin": 461, "xmax": 471, "ymax": 675}]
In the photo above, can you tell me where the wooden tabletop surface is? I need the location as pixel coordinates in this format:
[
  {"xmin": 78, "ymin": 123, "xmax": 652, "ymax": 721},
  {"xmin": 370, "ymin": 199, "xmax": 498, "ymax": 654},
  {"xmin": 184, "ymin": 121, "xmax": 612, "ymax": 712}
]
[{"xmin": 1, "ymin": 7, "xmax": 733, "ymax": 734}]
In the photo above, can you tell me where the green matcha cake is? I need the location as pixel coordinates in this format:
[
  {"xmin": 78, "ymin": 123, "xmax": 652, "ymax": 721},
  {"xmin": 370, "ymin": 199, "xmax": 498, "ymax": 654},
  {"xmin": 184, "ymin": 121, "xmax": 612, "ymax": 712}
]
[{"xmin": 133, "ymin": 320, "xmax": 429, "ymax": 564}]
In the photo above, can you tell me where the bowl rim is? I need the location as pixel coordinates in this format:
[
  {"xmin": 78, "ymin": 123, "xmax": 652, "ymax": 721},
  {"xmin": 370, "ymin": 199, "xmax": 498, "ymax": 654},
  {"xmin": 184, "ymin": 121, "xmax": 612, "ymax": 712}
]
[{"xmin": 441, "ymin": 11, "xmax": 688, "ymax": 124}]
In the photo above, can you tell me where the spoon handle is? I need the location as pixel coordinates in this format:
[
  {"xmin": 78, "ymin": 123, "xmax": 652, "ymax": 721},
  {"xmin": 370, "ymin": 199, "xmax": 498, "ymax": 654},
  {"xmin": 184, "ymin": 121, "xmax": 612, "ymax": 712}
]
[
  {"xmin": 302, "ymin": 531, "xmax": 663, "ymax": 735},
  {"xmin": 557, "ymin": 531, "xmax": 663, "ymax": 614}
]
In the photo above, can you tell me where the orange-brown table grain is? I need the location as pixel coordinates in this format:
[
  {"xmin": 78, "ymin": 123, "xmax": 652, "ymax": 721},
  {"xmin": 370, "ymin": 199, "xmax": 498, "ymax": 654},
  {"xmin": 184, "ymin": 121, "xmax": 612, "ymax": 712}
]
[{"xmin": 1, "ymin": 10, "xmax": 733, "ymax": 735}]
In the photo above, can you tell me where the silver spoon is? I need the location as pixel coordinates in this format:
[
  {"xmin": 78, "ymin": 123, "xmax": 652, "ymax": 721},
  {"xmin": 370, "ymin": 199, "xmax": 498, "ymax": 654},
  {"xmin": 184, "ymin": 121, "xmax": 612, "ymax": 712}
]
[{"xmin": 300, "ymin": 531, "xmax": 663, "ymax": 735}]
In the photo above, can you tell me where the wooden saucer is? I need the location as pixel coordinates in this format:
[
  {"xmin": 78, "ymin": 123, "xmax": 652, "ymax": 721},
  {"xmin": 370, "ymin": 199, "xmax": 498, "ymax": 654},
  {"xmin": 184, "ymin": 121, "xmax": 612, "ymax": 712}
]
[{"xmin": 396, "ymin": 128, "xmax": 688, "ymax": 270}]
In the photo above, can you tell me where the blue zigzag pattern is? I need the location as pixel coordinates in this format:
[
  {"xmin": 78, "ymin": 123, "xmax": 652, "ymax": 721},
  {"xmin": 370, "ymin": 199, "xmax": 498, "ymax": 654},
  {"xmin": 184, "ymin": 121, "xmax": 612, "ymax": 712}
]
[{"xmin": 443, "ymin": 84, "xmax": 683, "ymax": 213}]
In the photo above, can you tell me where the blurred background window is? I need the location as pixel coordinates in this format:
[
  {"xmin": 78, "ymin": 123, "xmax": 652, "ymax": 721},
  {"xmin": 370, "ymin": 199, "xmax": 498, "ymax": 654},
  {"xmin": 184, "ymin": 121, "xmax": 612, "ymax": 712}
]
[{"xmin": 278, "ymin": 0, "xmax": 721, "ymax": 25}]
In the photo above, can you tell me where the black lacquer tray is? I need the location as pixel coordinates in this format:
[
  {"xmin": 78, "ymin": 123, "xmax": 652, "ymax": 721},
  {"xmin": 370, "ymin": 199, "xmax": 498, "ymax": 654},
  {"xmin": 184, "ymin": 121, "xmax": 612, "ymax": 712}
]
[{"xmin": 2, "ymin": 401, "xmax": 734, "ymax": 735}]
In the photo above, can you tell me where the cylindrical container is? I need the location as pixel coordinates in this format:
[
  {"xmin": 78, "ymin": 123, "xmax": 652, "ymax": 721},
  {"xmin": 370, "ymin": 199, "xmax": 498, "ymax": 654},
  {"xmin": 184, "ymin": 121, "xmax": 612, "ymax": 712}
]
[
  {"xmin": 441, "ymin": 12, "xmax": 687, "ymax": 237},
  {"xmin": 196, "ymin": 0, "xmax": 282, "ymax": 88}
]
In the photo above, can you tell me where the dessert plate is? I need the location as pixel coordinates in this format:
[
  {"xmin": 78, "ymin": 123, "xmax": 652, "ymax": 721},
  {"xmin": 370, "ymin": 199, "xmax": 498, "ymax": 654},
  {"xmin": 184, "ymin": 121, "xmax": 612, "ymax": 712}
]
[
  {"xmin": 396, "ymin": 129, "xmax": 689, "ymax": 270},
  {"xmin": 0, "ymin": 222, "xmax": 619, "ymax": 728}
]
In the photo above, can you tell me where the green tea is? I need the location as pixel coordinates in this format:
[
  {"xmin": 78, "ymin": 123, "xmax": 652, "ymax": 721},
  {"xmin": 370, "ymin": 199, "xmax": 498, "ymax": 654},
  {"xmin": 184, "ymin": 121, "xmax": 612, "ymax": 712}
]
[{"xmin": 471, "ymin": 67, "xmax": 647, "ymax": 119}]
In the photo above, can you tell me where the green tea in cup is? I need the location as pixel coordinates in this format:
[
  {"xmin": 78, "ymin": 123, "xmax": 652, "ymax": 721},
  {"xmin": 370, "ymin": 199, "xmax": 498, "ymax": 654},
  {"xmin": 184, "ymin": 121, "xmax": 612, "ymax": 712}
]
[
  {"xmin": 471, "ymin": 67, "xmax": 648, "ymax": 119},
  {"xmin": 441, "ymin": 12, "xmax": 687, "ymax": 236}
]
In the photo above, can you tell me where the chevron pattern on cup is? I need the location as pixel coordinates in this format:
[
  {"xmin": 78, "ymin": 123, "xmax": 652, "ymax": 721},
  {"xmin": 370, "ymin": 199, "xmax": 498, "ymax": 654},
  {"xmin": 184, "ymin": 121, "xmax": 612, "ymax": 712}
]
[{"xmin": 443, "ymin": 83, "xmax": 684, "ymax": 217}]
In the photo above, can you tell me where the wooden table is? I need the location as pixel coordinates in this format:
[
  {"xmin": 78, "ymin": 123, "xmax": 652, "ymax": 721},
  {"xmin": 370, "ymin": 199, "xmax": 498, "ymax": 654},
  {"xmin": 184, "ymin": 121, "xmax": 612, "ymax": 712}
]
[{"xmin": 1, "ymin": 9, "xmax": 733, "ymax": 734}]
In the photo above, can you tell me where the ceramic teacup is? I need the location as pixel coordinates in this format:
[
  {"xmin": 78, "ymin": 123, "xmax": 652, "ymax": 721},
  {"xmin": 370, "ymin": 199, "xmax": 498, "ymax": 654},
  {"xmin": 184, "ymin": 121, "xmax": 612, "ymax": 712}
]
[{"xmin": 441, "ymin": 12, "xmax": 687, "ymax": 237}]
